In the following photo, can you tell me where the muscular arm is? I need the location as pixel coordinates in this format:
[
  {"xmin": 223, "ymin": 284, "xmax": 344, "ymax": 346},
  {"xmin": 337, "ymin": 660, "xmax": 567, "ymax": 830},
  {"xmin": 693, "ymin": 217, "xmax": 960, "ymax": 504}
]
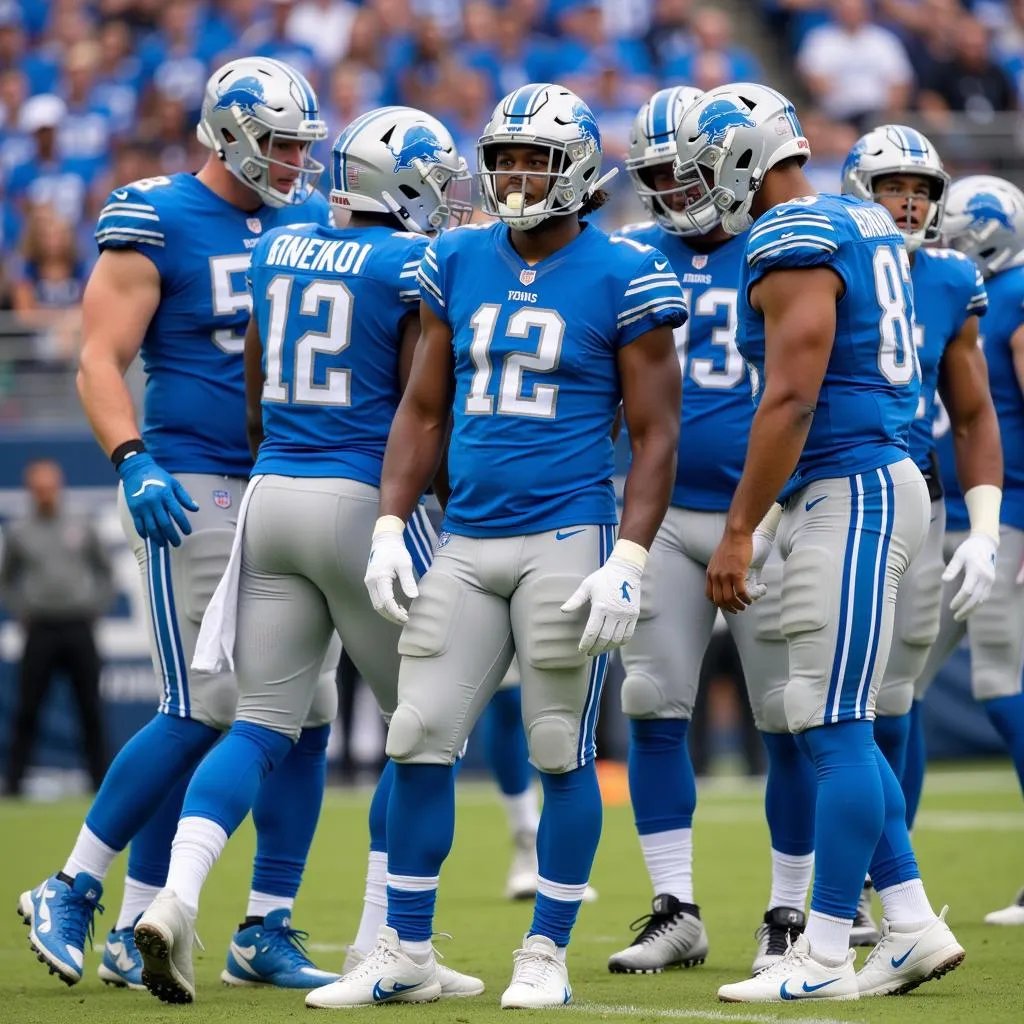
[
  {"xmin": 617, "ymin": 325, "xmax": 681, "ymax": 549},
  {"xmin": 244, "ymin": 315, "xmax": 265, "ymax": 460},
  {"xmin": 76, "ymin": 250, "xmax": 160, "ymax": 456},
  {"xmin": 726, "ymin": 267, "xmax": 841, "ymax": 535},
  {"xmin": 937, "ymin": 314, "xmax": 1002, "ymax": 494},
  {"xmin": 1011, "ymin": 324, "xmax": 1024, "ymax": 401},
  {"xmin": 378, "ymin": 301, "xmax": 454, "ymax": 521}
]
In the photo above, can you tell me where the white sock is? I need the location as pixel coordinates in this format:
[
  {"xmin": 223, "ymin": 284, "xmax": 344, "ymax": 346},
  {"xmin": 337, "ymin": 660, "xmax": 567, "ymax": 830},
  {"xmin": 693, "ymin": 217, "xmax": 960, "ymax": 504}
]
[
  {"xmin": 164, "ymin": 816, "xmax": 228, "ymax": 914},
  {"xmin": 63, "ymin": 825, "xmax": 119, "ymax": 882},
  {"xmin": 247, "ymin": 890, "xmax": 293, "ymax": 919},
  {"xmin": 354, "ymin": 851, "xmax": 388, "ymax": 954},
  {"xmin": 876, "ymin": 879, "xmax": 936, "ymax": 926},
  {"xmin": 503, "ymin": 788, "xmax": 540, "ymax": 838},
  {"xmin": 639, "ymin": 828, "xmax": 693, "ymax": 903},
  {"xmin": 768, "ymin": 850, "xmax": 814, "ymax": 911},
  {"xmin": 804, "ymin": 910, "xmax": 852, "ymax": 963},
  {"xmin": 115, "ymin": 877, "xmax": 161, "ymax": 931},
  {"xmin": 399, "ymin": 939, "xmax": 433, "ymax": 961}
]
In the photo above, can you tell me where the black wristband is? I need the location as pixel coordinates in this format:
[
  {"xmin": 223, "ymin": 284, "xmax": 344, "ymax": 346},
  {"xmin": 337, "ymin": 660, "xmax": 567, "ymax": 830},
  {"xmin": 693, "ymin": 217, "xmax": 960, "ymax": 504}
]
[{"xmin": 111, "ymin": 439, "xmax": 147, "ymax": 471}]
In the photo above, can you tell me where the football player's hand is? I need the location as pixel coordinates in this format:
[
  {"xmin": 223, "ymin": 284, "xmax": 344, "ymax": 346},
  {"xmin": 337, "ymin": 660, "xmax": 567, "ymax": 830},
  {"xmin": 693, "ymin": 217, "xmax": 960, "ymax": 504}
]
[
  {"xmin": 942, "ymin": 532, "xmax": 998, "ymax": 622},
  {"xmin": 365, "ymin": 516, "xmax": 418, "ymax": 624},
  {"xmin": 118, "ymin": 452, "xmax": 198, "ymax": 548},
  {"xmin": 707, "ymin": 528, "xmax": 754, "ymax": 614},
  {"xmin": 746, "ymin": 525, "xmax": 775, "ymax": 602},
  {"xmin": 561, "ymin": 540, "xmax": 646, "ymax": 657}
]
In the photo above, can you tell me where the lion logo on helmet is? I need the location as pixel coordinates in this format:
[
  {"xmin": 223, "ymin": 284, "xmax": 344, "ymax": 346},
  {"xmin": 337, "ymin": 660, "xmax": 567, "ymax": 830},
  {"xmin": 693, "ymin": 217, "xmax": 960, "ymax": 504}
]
[
  {"xmin": 388, "ymin": 125, "xmax": 444, "ymax": 171},
  {"xmin": 696, "ymin": 99, "xmax": 756, "ymax": 147},
  {"xmin": 214, "ymin": 76, "xmax": 266, "ymax": 115},
  {"xmin": 966, "ymin": 192, "xmax": 1014, "ymax": 231}
]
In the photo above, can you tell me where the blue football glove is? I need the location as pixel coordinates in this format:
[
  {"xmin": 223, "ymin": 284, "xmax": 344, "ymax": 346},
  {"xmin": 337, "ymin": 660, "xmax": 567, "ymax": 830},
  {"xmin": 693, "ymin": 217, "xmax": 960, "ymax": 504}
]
[{"xmin": 118, "ymin": 452, "xmax": 199, "ymax": 548}]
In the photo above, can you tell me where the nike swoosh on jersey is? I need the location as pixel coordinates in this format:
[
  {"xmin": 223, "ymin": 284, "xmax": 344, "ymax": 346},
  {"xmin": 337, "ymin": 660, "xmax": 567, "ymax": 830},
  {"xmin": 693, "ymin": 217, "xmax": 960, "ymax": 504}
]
[
  {"xmin": 107, "ymin": 941, "xmax": 136, "ymax": 973},
  {"xmin": 654, "ymin": 259, "xmax": 669, "ymax": 270},
  {"xmin": 132, "ymin": 479, "xmax": 167, "ymax": 497},
  {"xmin": 113, "ymin": 190, "xmax": 129, "ymax": 200},
  {"xmin": 779, "ymin": 977, "xmax": 839, "ymax": 999},
  {"xmin": 804, "ymin": 495, "xmax": 828, "ymax": 512},
  {"xmin": 555, "ymin": 529, "xmax": 585, "ymax": 541},
  {"xmin": 372, "ymin": 979, "xmax": 422, "ymax": 1001},
  {"xmin": 891, "ymin": 941, "xmax": 920, "ymax": 968}
]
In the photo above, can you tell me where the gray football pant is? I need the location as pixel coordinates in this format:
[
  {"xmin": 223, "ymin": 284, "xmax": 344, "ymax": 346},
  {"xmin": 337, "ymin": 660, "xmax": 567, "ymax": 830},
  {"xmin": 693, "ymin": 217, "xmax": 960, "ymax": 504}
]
[
  {"xmin": 875, "ymin": 500, "xmax": 946, "ymax": 717},
  {"xmin": 386, "ymin": 525, "xmax": 616, "ymax": 772},
  {"xmin": 620, "ymin": 506, "xmax": 790, "ymax": 733},
  {"xmin": 914, "ymin": 524, "xmax": 1024, "ymax": 702},
  {"xmin": 119, "ymin": 472, "xmax": 338, "ymax": 730},
  {"xmin": 233, "ymin": 475, "xmax": 407, "ymax": 740},
  {"xmin": 777, "ymin": 459, "xmax": 929, "ymax": 732}
]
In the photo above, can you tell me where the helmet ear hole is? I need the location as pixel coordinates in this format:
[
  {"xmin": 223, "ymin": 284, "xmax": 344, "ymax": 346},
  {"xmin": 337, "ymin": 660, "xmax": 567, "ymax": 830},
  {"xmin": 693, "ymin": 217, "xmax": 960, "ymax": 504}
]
[
  {"xmin": 399, "ymin": 184, "xmax": 421, "ymax": 200},
  {"xmin": 735, "ymin": 149, "xmax": 752, "ymax": 170}
]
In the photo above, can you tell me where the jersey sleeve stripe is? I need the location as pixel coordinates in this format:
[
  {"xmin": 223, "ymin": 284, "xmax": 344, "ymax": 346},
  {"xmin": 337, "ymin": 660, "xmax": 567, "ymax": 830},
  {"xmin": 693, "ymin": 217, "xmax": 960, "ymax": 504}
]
[
  {"xmin": 98, "ymin": 204, "xmax": 159, "ymax": 219},
  {"xmin": 95, "ymin": 231, "xmax": 165, "ymax": 248},
  {"xmin": 618, "ymin": 293, "xmax": 688, "ymax": 324},
  {"xmin": 96, "ymin": 225, "xmax": 164, "ymax": 240},
  {"xmin": 618, "ymin": 299, "xmax": 688, "ymax": 328},
  {"xmin": 749, "ymin": 213, "xmax": 834, "ymax": 237},
  {"xmin": 417, "ymin": 269, "xmax": 445, "ymax": 306},
  {"xmin": 748, "ymin": 236, "xmax": 839, "ymax": 264},
  {"xmin": 626, "ymin": 271, "xmax": 679, "ymax": 288},
  {"xmin": 422, "ymin": 247, "xmax": 439, "ymax": 270},
  {"xmin": 748, "ymin": 217, "xmax": 835, "ymax": 244},
  {"xmin": 624, "ymin": 278, "xmax": 685, "ymax": 298}
]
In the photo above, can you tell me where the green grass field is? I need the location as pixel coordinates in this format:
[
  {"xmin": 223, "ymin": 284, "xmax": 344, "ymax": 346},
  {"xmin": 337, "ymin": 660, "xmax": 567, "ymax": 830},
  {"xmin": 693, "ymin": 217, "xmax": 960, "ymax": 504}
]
[{"xmin": 3, "ymin": 763, "xmax": 1023, "ymax": 1024}]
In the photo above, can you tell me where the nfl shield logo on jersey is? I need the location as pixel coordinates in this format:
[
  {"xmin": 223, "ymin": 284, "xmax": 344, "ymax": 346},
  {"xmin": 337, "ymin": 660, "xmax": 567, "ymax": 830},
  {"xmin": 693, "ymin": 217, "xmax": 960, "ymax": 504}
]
[
  {"xmin": 247, "ymin": 217, "xmax": 262, "ymax": 234},
  {"xmin": 438, "ymin": 531, "xmax": 452, "ymax": 548},
  {"xmin": 691, "ymin": 254, "xmax": 708, "ymax": 269},
  {"xmin": 213, "ymin": 489, "xmax": 232, "ymax": 509},
  {"xmin": 519, "ymin": 269, "xmax": 536, "ymax": 286}
]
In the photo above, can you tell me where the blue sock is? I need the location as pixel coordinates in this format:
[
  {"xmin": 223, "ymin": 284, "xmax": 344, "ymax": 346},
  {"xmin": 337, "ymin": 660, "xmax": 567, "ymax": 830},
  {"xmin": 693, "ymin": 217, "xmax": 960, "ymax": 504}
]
[
  {"xmin": 250, "ymin": 723, "xmax": 330, "ymax": 900},
  {"xmin": 902, "ymin": 700, "xmax": 927, "ymax": 829},
  {"xmin": 762, "ymin": 730, "xmax": 815, "ymax": 855},
  {"xmin": 386, "ymin": 763, "xmax": 455, "ymax": 942},
  {"xmin": 874, "ymin": 712, "xmax": 911, "ymax": 780},
  {"xmin": 181, "ymin": 721, "xmax": 293, "ymax": 836},
  {"xmin": 126, "ymin": 769, "xmax": 191, "ymax": 886},
  {"xmin": 984, "ymin": 694, "xmax": 1024, "ymax": 796},
  {"xmin": 86, "ymin": 714, "xmax": 219, "ymax": 850},
  {"xmin": 485, "ymin": 687, "xmax": 532, "ymax": 796},
  {"xmin": 369, "ymin": 759, "xmax": 394, "ymax": 854},
  {"xmin": 797, "ymin": 721, "xmax": 884, "ymax": 920},
  {"xmin": 628, "ymin": 718, "xmax": 694, "ymax": 833},
  {"xmin": 530, "ymin": 762, "xmax": 603, "ymax": 947},
  {"xmin": 868, "ymin": 744, "xmax": 920, "ymax": 889}
]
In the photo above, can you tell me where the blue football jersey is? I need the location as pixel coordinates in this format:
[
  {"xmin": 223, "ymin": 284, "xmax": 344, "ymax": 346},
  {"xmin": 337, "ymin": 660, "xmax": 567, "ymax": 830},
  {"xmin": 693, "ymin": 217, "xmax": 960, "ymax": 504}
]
[
  {"xmin": 248, "ymin": 224, "xmax": 426, "ymax": 484},
  {"xmin": 417, "ymin": 221, "xmax": 688, "ymax": 537},
  {"xmin": 615, "ymin": 221, "xmax": 751, "ymax": 511},
  {"xmin": 738, "ymin": 194, "xmax": 920, "ymax": 496},
  {"xmin": 95, "ymin": 173, "xmax": 331, "ymax": 477},
  {"xmin": 939, "ymin": 264, "xmax": 1024, "ymax": 532},
  {"xmin": 908, "ymin": 248, "xmax": 987, "ymax": 475}
]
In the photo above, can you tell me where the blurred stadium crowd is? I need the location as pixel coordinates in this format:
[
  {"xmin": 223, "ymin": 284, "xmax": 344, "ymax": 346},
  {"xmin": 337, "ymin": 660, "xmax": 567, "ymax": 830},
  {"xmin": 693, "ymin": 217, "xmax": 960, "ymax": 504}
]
[{"xmin": 2, "ymin": 0, "xmax": 1024, "ymax": 372}]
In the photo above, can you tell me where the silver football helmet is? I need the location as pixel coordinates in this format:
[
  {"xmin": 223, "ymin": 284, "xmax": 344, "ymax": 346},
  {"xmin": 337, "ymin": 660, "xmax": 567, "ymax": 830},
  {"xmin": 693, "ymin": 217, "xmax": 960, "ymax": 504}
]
[
  {"xmin": 673, "ymin": 83, "xmax": 809, "ymax": 235},
  {"xmin": 627, "ymin": 86, "xmax": 719, "ymax": 236},
  {"xmin": 197, "ymin": 56, "xmax": 328, "ymax": 208},
  {"xmin": 329, "ymin": 106, "xmax": 472, "ymax": 234},
  {"xmin": 841, "ymin": 125, "xmax": 948, "ymax": 251},
  {"xmin": 478, "ymin": 83, "xmax": 616, "ymax": 231},
  {"xmin": 943, "ymin": 175, "xmax": 1024, "ymax": 278}
]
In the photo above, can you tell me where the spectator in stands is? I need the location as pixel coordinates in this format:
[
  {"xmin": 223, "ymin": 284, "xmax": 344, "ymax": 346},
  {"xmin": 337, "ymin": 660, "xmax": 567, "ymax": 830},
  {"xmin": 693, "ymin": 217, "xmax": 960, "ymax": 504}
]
[
  {"xmin": 490, "ymin": 4, "xmax": 548, "ymax": 98},
  {"xmin": 663, "ymin": 6, "xmax": 763, "ymax": 85},
  {"xmin": 341, "ymin": 4, "xmax": 389, "ymax": 107},
  {"xmin": 238, "ymin": 0, "xmax": 319, "ymax": 92},
  {"xmin": 0, "ymin": 67, "xmax": 30, "ymax": 176},
  {"xmin": 138, "ymin": 0, "xmax": 215, "ymax": 120},
  {"xmin": 800, "ymin": 107, "xmax": 859, "ymax": 191},
  {"xmin": 0, "ymin": 2, "xmax": 58, "ymax": 96},
  {"xmin": 1, "ymin": 458, "xmax": 113, "ymax": 798},
  {"xmin": 797, "ymin": 0, "xmax": 913, "ymax": 130},
  {"xmin": 286, "ymin": 0, "xmax": 358, "ymax": 69},
  {"xmin": 919, "ymin": 14, "xmax": 1017, "ymax": 121},
  {"xmin": 94, "ymin": 19, "xmax": 145, "ymax": 136},
  {"xmin": 59, "ymin": 41, "xmax": 116, "ymax": 187},
  {"xmin": 391, "ymin": 16, "xmax": 451, "ymax": 112},
  {"xmin": 895, "ymin": 0, "xmax": 960, "ymax": 89},
  {"xmin": 643, "ymin": 0, "xmax": 696, "ymax": 73}
]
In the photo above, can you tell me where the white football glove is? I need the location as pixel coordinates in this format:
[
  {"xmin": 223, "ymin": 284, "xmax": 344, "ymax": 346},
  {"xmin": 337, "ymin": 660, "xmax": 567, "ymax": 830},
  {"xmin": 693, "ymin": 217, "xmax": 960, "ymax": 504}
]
[
  {"xmin": 364, "ymin": 516, "xmax": 418, "ymax": 624},
  {"xmin": 561, "ymin": 539, "xmax": 647, "ymax": 657},
  {"xmin": 942, "ymin": 532, "xmax": 997, "ymax": 622},
  {"xmin": 745, "ymin": 503, "xmax": 783, "ymax": 602}
]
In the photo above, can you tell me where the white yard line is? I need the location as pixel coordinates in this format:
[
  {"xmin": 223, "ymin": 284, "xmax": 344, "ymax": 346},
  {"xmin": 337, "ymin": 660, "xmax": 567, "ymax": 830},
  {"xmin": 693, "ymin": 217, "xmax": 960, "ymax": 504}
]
[{"xmin": 570, "ymin": 1001, "xmax": 863, "ymax": 1024}]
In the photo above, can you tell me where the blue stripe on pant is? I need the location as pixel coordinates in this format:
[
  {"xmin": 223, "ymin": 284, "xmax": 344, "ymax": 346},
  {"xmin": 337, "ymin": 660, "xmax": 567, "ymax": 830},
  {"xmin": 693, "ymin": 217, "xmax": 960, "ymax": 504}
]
[
  {"xmin": 145, "ymin": 538, "xmax": 190, "ymax": 718},
  {"xmin": 825, "ymin": 469, "xmax": 895, "ymax": 724},
  {"xmin": 576, "ymin": 524, "xmax": 615, "ymax": 767},
  {"xmin": 404, "ymin": 505, "xmax": 436, "ymax": 579}
]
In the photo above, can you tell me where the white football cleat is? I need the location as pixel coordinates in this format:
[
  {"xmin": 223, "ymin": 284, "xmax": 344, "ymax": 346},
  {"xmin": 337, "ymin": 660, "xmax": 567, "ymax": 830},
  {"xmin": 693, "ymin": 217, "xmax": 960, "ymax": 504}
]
[
  {"xmin": 504, "ymin": 829, "xmax": 598, "ymax": 903},
  {"xmin": 133, "ymin": 890, "xmax": 198, "ymax": 1004},
  {"xmin": 341, "ymin": 937, "xmax": 483, "ymax": 998},
  {"xmin": 856, "ymin": 905, "xmax": 965, "ymax": 996},
  {"xmin": 501, "ymin": 934, "xmax": 572, "ymax": 1009},
  {"xmin": 718, "ymin": 933, "xmax": 858, "ymax": 1003},
  {"xmin": 984, "ymin": 886, "xmax": 1024, "ymax": 925},
  {"xmin": 305, "ymin": 926, "xmax": 441, "ymax": 1008}
]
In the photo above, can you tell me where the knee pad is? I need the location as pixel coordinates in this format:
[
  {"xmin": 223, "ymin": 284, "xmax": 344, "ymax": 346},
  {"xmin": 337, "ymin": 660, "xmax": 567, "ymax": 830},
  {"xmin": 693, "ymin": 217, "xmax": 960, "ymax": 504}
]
[
  {"xmin": 385, "ymin": 702, "xmax": 455, "ymax": 764},
  {"xmin": 898, "ymin": 567, "xmax": 942, "ymax": 647},
  {"xmin": 780, "ymin": 547, "xmax": 834, "ymax": 639},
  {"xmin": 178, "ymin": 528, "xmax": 235, "ymax": 624},
  {"xmin": 621, "ymin": 671, "xmax": 674, "ymax": 719},
  {"xmin": 519, "ymin": 576, "xmax": 589, "ymax": 671},
  {"xmin": 397, "ymin": 572, "xmax": 461, "ymax": 658},
  {"xmin": 752, "ymin": 561, "xmax": 785, "ymax": 642},
  {"xmin": 527, "ymin": 714, "xmax": 578, "ymax": 773}
]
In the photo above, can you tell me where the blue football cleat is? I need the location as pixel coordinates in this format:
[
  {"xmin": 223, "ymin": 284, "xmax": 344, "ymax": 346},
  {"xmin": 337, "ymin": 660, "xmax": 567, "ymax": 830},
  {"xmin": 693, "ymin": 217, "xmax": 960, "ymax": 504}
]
[
  {"xmin": 17, "ymin": 872, "xmax": 104, "ymax": 985},
  {"xmin": 97, "ymin": 916, "xmax": 145, "ymax": 990},
  {"xmin": 220, "ymin": 908, "xmax": 340, "ymax": 989}
]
